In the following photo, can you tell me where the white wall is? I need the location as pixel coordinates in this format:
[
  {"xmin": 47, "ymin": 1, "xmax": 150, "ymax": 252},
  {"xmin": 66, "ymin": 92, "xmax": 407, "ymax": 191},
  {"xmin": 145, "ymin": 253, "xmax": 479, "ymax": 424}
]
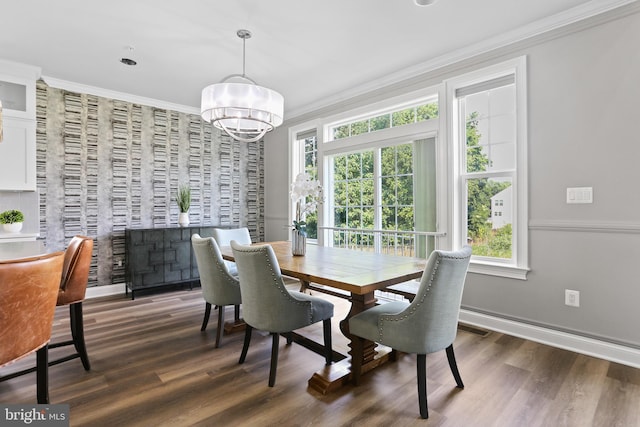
[{"xmin": 264, "ymin": 6, "xmax": 640, "ymax": 349}]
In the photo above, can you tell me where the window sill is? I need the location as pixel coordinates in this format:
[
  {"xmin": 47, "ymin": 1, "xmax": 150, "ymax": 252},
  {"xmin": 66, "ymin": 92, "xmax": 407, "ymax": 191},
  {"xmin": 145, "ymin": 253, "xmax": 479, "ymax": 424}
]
[{"xmin": 468, "ymin": 260, "xmax": 529, "ymax": 280}]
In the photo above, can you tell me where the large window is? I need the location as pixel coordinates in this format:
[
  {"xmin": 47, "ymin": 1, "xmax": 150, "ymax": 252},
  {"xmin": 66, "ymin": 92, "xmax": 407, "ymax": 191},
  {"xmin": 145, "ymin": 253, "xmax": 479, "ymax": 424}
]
[
  {"xmin": 447, "ymin": 57, "xmax": 528, "ymax": 278},
  {"xmin": 288, "ymin": 58, "xmax": 528, "ymax": 279}
]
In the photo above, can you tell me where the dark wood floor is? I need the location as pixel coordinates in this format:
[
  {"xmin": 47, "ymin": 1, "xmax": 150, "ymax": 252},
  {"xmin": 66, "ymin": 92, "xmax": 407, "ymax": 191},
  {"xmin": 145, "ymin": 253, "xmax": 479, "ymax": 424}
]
[{"xmin": 2, "ymin": 285, "xmax": 639, "ymax": 426}]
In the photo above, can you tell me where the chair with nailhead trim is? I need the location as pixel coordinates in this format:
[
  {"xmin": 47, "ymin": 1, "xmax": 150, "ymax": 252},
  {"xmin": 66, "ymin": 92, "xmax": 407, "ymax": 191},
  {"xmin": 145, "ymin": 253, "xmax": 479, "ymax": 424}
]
[
  {"xmin": 348, "ymin": 246, "xmax": 472, "ymax": 419},
  {"xmin": 230, "ymin": 241, "xmax": 334, "ymax": 387},
  {"xmin": 192, "ymin": 234, "xmax": 242, "ymax": 348}
]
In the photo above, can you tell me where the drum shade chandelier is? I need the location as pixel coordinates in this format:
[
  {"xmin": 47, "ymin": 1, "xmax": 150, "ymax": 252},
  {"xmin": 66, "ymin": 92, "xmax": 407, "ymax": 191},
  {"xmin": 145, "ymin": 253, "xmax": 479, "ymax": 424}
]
[{"xmin": 201, "ymin": 29, "xmax": 284, "ymax": 143}]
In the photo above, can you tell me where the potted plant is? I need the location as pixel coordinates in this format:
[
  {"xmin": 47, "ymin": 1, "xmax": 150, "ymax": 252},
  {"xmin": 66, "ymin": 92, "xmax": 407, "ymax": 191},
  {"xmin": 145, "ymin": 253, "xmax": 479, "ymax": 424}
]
[
  {"xmin": 0, "ymin": 209, "xmax": 25, "ymax": 233},
  {"xmin": 177, "ymin": 185, "xmax": 191, "ymax": 227}
]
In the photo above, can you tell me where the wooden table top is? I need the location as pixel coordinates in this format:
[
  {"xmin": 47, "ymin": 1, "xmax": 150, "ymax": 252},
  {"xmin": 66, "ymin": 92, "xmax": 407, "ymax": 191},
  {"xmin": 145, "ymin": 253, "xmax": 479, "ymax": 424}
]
[
  {"xmin": 221, "ymin": 241, "xmax": 426, "ymax": 295},
  {"xmin": 0, "ymin": 240, "xmax": 48, "ymax": 262}
]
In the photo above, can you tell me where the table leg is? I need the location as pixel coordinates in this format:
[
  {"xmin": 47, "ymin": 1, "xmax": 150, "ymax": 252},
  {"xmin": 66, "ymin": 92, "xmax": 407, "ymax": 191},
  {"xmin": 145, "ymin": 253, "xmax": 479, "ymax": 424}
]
[{"xmin": 308, "ymin": 291, "xmax": 394, "ymax": 394}]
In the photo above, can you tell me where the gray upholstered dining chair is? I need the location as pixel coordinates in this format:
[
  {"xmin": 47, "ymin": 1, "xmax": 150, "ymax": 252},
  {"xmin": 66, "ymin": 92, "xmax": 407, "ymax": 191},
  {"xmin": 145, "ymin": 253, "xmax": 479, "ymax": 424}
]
[
  {"xmin": 230, "ymin": 241, "xmax": 334, "ymax": 387},
  {"xmin": 212, "ymin": 227, "xmax": 251, "ymax": 276},
  {"xmin": 191, "ymin": 234, "xmax": 242, "ymax": 348},
  {"xmin": 348, "ymin": 246, "xmax": 472, "ymax": 419}
]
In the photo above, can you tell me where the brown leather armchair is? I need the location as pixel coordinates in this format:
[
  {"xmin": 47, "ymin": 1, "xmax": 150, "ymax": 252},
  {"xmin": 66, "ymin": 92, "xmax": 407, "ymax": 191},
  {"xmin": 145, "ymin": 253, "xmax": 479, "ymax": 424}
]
[
  {"xmin": 50, "ymin": 235, "xmax": 94, "ymax": 370},
  {"xmin": 0, "ymin": 251, "xmax": 65, "ymax": 403}
]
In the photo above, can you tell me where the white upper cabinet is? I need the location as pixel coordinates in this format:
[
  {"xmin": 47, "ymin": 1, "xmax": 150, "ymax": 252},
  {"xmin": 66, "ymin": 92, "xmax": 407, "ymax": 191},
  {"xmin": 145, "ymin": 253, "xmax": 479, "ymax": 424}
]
[{"xmin": 0, "ymin": 60, "xmax": 41, "ymax": 191}]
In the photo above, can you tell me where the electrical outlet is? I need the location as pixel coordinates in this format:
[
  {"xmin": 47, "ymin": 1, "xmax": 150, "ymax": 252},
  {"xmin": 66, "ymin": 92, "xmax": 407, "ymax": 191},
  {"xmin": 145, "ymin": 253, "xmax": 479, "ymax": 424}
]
[{"xmin": 565, "ymin": 289, "xmax": 580, "ymax": 307}]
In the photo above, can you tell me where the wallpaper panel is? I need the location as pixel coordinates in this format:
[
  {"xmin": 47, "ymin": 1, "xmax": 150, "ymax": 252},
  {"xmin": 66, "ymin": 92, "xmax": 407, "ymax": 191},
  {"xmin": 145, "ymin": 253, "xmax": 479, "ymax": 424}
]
[{"xmin": 36, "ymin": 80, "xmax": 264, "ymax": 288}]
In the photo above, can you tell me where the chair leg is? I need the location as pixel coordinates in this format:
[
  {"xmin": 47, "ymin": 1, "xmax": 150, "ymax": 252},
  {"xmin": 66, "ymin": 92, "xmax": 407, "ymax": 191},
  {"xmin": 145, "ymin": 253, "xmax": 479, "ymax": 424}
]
[
  {"xmin": 239, "ymin": 325, "xmax": 253, "ymax": 364},
  {"xmin": 417, "ymin": 354, "xmax": 428, "ymax": 419},
  {"xmin": 201, "ymin": 302, "xmax": 212, "ymax": 331},
  {"xmin": 446, "ymin": 344, "xmax": 464, "ymax": 388},
  {"xmin": 269, "ymin": 333, "xmax": 279, "ymax": 387},
  {"xmin": 351, "ymin": 337, "xmax": 364, "ymax": 385},
  {"xmin": 234, "ymin": 304, "xmax": 240, "ymax": 323},
  {"xmin": 36, "ymin": 345, "xmax": 49, "ymax": 404},
  {"xmin": 323, "ymin": 319, "xmax": 333, "ymax": 365},
  {"xmin": 70, "ymin": 302, "xmax": 90, "ymax": 371},
  {"xmin": 285, "ymin": 332, "xmax": 293, "ymax": 345},
  {"xmin": 215, "ymin": 306, "xmax": 226, "ymax": 348}
]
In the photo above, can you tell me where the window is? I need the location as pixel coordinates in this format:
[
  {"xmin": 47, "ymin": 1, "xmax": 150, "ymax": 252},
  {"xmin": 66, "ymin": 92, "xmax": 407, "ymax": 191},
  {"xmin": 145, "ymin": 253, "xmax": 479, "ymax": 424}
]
[
  {"xmin": 447, "ymin": 57, "xmax": 528, "ymax": 279},
  {"xmin": 329, "ymin": 101, "xmax": 438, "ymax": 141},
  {"xmin": 291, "ymin": 128, "xmax": 320, "ymax": 239}
]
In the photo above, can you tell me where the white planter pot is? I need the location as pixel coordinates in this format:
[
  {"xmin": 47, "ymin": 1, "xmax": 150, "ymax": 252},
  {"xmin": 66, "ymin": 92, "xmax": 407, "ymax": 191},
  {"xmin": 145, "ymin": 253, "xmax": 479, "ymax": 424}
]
[
  {"xmin": 3, "ymin": 222, "xmax": 23, "ymax": 233},
  {"xmin": 178, "ymin": 212, "xmax": 190, "ymax": 227}
]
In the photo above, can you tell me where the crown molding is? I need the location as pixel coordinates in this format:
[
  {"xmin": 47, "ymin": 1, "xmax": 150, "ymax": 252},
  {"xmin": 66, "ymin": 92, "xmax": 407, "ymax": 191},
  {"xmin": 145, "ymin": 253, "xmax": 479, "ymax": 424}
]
[
  {"xmin": 42, "ymin": 76, "xmax": 201, "ymax": 115},
  {"xmin": 287, "ymin": 0, "xmax": 639, "ymax": 120}
]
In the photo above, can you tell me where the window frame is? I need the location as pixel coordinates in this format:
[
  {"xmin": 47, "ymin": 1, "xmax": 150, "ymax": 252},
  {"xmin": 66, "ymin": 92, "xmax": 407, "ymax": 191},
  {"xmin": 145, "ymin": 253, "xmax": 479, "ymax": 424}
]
[{"xmin": 445, "ymin": 56, "xmax": 529, "ymax": 279}]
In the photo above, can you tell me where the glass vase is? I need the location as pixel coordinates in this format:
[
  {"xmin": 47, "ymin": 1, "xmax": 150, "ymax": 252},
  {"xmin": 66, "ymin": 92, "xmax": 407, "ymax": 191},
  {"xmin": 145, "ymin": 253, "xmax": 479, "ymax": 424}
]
[{"xmin": 291, "ymin": 229, "xmax": 306, "ymax": 256}]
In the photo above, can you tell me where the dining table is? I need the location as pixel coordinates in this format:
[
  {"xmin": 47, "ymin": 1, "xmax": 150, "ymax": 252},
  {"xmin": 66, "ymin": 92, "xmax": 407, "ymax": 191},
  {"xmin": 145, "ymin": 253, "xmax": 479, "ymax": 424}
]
[{"xmin": 220, "ymin": 240, "xmax": 427, "ymax": 394}]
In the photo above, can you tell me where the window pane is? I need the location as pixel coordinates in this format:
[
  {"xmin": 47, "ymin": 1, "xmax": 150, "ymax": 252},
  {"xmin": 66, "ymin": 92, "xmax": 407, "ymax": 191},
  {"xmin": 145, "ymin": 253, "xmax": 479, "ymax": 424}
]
[
  {"xmin": 333, "ymin": 125, "xmax": 349, "ymax": 140},
  {"xmin": 333, "ymin": 156, "xmax": 346, "ymax": 180},
  {"xmin": 347, "ymin": 180, "xmax": 362, "ymax": 206},
  {"xmin": 362, "ymin": 151, "xmax": 374, "ymax": 178},
  {"xmin": 466, "ymin": 177, "xmax": 513, "ymax": 259},
  {"xmin": 397, "ymin": 206, "xmax": 415, "ymax": 231},
  {"xmin": 334, "ymin": 208, "xmax": 346, "ymax": 227},
  {"xmin": 396, "ymin": 144, "xmax": 413, "ymax": 174},
  {"xmin": 416, "ymin": 102, "xmax": 439, "ymax": 121},
  {"xmin": 347, "ymin": 154, "xmax": 361, "ymax": 180},
  {"xmin": 488, "ymin": 141, "xmax": 515, "ymax": 171},
  {"xmin": 466, "ymin": 111, "xmax": 488, "ymax": 173},
  {"xmin": 382, "ymin": 206, "xmax": 396, "ymax": 230},
  {"xmin": 362, "ymin": 178, "xmax": 374, "ymax": 205},
  {"xmin": 381, "ymin": 176, "xmax": 396, "ymax": 205},
  {"xmin": 334, "ymin": 181, "xmax": 346, "ymax": 206},
  {"xmin": 397, "ymin": 175, "xmax": 413, "ymax": 205},
  {"xmin": 370, "ymin": 114, "xmax": 390, "ymax": 131},
  {"xmin": 347, "ymin": 208, "xmax": 362, "ymax": 228},
  {"xmin": 381, "ymin": 146, "xmax": 395, "ymax": 176},
  {"xmin": 351, "ymin": 120, "xmax": 368, "ymax": 136},
  {"xmin": 362, "ymin": 207, "xmax": 375, "ymax": 228},
  {"xmin": 392, "ymin": 108, "xmax": 415, "ymax": 126}
]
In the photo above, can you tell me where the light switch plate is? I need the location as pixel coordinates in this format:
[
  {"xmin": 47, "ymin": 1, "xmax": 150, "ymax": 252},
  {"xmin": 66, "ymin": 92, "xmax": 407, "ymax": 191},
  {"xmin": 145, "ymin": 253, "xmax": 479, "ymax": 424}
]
[{"xmin": 567, "ymin": 187, "xmax": 593, "ymax": 204}]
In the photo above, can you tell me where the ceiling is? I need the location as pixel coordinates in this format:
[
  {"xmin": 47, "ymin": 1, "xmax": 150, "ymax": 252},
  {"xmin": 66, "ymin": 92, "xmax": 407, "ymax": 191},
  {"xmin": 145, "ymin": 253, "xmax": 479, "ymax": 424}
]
[{"xmin": 0, "ymin": 0, "xmax": 629, "ymax": 119}]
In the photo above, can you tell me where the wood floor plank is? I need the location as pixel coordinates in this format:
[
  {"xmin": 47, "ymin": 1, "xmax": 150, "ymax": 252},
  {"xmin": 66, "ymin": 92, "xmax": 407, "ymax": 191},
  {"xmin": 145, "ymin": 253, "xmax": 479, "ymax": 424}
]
[{"xmin": 1, "ymin": 287, "xmax": 639, "ymax": 426}]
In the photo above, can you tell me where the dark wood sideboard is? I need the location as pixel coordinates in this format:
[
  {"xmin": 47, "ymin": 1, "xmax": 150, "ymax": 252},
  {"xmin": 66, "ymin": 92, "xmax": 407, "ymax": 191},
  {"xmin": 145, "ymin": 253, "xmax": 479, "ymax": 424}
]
[{"xmin": 125, "ymin": 226, "xmax": 216, "ymax": 299}]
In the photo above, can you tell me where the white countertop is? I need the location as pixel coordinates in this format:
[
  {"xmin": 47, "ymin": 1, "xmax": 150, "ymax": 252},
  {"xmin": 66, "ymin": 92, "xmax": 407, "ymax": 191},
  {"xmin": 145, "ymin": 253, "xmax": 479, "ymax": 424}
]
[{"xmin": 0, "ymin": 232, "xmax": 39, "ymax": 241}]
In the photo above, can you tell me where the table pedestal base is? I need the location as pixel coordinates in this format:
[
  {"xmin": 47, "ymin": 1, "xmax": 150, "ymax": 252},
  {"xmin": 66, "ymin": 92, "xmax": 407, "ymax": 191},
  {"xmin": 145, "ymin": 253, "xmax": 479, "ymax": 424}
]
[{"xmin": 308, "ymin": 346, "xmax": 394, "ymax": 394}]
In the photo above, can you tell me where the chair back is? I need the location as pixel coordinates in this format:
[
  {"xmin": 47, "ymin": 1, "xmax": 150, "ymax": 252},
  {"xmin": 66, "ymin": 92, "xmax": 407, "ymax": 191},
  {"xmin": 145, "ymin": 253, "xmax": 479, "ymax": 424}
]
[
  {"xmin": 231, "ymin": 241, "xmax": 313, "ymax": 333},
  {"xmin": 388, "ymin": 246, "xmax": 472, "ymax": 354},
  {"xmin": 58, "ymin": 235, "xmax": 93, "ymax": 305},
  {"xmin": 212, "ymin": 227, "xmax": 251, "ymax": 247},
  {"xmin": 191, "ymin": 234, "xmax": 241, "ymax": 306},
  {"xmin": 0, "ymin": 251, "xmax": 65, "ymax": 367}
]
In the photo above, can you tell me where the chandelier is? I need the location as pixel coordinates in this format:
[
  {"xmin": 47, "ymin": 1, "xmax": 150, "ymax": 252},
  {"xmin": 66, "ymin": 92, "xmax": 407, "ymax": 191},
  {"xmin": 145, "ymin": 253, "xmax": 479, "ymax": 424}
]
[{"xmin": 201, "ymin": 29, "xmax": 284, "ymax": 143}]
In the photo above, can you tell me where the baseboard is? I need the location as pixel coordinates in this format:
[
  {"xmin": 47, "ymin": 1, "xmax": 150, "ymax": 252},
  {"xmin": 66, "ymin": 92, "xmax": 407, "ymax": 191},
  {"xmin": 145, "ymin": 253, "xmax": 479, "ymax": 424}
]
[
  {"xmin": 86, "ymin": 283, "xmax": 124, "ymax": 299},
  {"xmin": 459, "ymin": 309, "xmax": 640, "ymax": 369}
]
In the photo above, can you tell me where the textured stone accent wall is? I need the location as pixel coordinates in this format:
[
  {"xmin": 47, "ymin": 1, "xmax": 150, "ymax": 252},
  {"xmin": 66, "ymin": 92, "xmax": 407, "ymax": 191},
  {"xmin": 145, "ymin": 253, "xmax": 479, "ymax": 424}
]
[{"xmin": 36, "ymin": 80, "xmax": 264, "ymax": 288}]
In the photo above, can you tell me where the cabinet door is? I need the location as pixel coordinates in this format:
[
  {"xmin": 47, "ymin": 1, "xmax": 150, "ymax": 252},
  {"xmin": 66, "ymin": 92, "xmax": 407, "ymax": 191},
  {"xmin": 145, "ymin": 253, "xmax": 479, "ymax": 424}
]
[
  {"xmin": 164, "ymin": 228, "xmax": 193, "ymax": 283},
  {"xmin": 127, "ymin": 229, "xmax": 165, "ymax": 289},
  {"xmin": 0, "ymin": 117, "xmax": 36, "ymax": 191}
]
